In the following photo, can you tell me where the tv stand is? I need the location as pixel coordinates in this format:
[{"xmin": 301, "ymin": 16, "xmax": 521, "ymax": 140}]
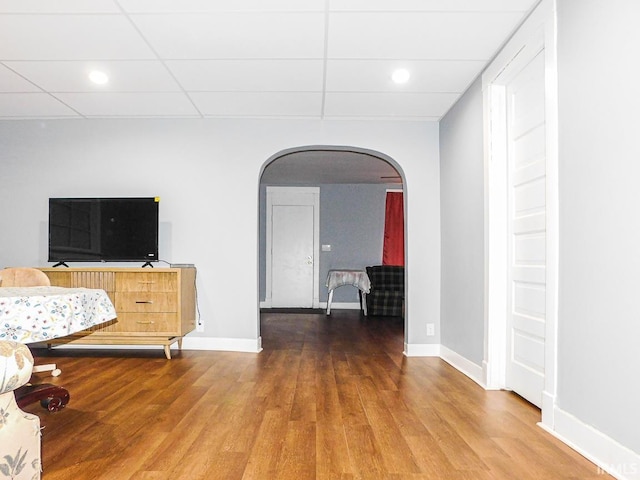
[
  {"xmin": 39, "ymin": 267, "xmax": 196, "ymax": 359},
  {"xmin": 141, "ymin": 262, "xmax": 154, "ymax": 268},
  {"xmin": 52, "ymin": 262, "xmax": 69, "ymax": 268}
]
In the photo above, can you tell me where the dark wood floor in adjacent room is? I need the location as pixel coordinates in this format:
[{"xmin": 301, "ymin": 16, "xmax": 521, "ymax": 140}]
[{"xmin": 27, "ymin": 310, "xmax": 608, "ymax": 479}]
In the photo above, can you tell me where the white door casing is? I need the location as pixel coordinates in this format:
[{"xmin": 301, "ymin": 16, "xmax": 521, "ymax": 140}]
[
  {"xmin": 266, "ymin": 187, "xmax": 320, "ymax": 308},
  {"xmin": 483, "ymin": 0, "xmax": 558, "ymax": 426}
]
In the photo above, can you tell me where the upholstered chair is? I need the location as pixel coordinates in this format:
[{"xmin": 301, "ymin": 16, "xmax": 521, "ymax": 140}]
[
  {"xmin": 0, "ymin": 340, "xmax": 41, "ymax": 480},
  {"xmin": 365, "ymin": 265, "xmax": 405, "ymax": 317},
  {"xmin": 0, "ymin": 267, "xmax": 51, "ymax": 287}
]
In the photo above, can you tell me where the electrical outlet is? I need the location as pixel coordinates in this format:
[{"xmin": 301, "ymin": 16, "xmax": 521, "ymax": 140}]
[{"xmin": 426, "ymin": 323, "xmax": 435, "ymax": 336}]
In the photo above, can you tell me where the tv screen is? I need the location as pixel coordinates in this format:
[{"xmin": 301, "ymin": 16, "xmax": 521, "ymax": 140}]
[{"xmin": 48, "ymin": 197, "xmax": 159, "ymax": 264}]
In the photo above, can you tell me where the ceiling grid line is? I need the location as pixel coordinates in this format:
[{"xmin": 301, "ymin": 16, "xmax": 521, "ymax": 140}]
[{"xmin": 0, "ymin": 0, "xmax": 538, "ymax": 120}]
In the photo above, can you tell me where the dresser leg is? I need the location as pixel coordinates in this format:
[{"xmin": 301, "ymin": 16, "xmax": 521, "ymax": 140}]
[{"xmin": 164, "ymin": 344, "xmax": 172, "ymax": 359}]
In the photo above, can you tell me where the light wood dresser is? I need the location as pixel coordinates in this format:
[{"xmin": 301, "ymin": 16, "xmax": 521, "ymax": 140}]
[{"xmin": 40, "ymin": 267, "xmax": 196, "ymax": 359}]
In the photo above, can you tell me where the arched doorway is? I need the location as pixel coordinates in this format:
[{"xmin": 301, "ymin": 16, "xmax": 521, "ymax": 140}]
[{"xmin": 258, "ymin": 145, "xmax": 407, "ymax": 348}]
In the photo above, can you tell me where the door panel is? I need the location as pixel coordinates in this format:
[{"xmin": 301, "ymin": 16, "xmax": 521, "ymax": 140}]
[
  {"xmin": 506, "ymin": 49, "xmax": 546, "ymax": 407},
  {"xmin": 271, "ymin": 204, "xmax": 315, "ymax": 307},
  {"xmin": 266, "ymin": 187, "xmax": 320, "ymax": 309}
]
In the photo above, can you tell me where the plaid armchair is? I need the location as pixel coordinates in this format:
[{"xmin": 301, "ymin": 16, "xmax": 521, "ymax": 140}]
[{"xmin": 365, "ymin": 265, "xmax": 405, "ymax": 317}]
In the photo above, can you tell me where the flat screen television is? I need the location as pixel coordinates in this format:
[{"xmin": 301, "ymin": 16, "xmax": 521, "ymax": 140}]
[{"xmin": 48, "ymin": 197, "xmax": 159, "ymax": 265}]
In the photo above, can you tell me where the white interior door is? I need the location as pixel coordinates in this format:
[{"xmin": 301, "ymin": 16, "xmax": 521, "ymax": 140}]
[
  {"xmin": 266, "ymin": 187, "xmax": 320, "ymax": 308},
  {"xmin": 506, "ymin": 50, "xmax": 546, "ymax": 407},
  {"xmin": 272, "ymin": 205, "xmax": 314, "ymax": 307}
]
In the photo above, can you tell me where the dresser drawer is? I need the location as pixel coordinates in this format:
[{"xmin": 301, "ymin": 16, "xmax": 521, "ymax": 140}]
[
  {"xmin": 116, "ymin": 272, "xmax": 177, "ymax": 292},
  {"xmin": 115, "ymin": 292, "xmax": 177, "ymax": 312},
  {"xmin": 110, "ymin": 313, "xmax": 179, "ymax": 334}
]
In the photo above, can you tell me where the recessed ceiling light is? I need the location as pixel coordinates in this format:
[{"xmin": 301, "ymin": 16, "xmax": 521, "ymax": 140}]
[
  {"xmin": 391, "ymin": 68, "xmax": 411, "ymax": 84},
  {"xmin": 88, "ymin": 70, "xmax": 109, "ymax": 85}
]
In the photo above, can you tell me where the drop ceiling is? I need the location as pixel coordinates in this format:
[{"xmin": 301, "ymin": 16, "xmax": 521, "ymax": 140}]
[{"xmin": 0, "ymin": 0, "xmax": 539, "ymax": 120}]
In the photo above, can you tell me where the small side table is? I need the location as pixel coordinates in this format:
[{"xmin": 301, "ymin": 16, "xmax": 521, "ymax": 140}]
[{"xmin": 325, "ymin": 269, "xmax": 371, "ymax": 315}]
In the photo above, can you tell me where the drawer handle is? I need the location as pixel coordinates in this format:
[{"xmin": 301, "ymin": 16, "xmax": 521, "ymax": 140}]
[
  {"xmin": 136, "ymin": 321, "xmax": 155, "ymax": 325},
  {"xmin": 135, "ymin": 300, "xmax": 154, "ymax": 304},
  {"xmin": 138, "ymin": 281, "xmax": 156, "ymax": 284}
]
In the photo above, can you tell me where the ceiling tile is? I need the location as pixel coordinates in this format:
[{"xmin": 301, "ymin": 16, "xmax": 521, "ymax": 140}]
[
  {"xmin": 0, "ymin": 93, "xmax": 79, "ymax": 117},
  {"xmin": 0, "ymin": 0, "xmax": 539, "ymax": 121},
  {"xmin": 324, "ymin": 92, "xmax": 459, "ymax": 118},
  {"xmin": 0, "ymin": 15, "xmax": 155, "ymax": 60},
  {"xmin": 329, "ymin": 0, "xmax": 537, "ymax": 12},
  {"xmin": 327, "ymin": 11, "xmax": 525, "ymax": 60},
  {"xmin": 130, "ymin": 13, "xmax": 326, "ymax": 59},
  {"xmin": 119, "ymin": 0, "xmax": 325, "ymax": 13},
  {"xmin": 54, "ymin": 92, "xmax": 200, "ymax": 117},
  {"xmin": 0, "ymin": 64, "xmax": 41, "ymax": 92},
  {"xmin": 189, "ymin": 92, "xmax": 322, "ymax": 117},
  {"xmin": 5, "ymin": 61, "xmax": 182, "ymax": 92},
  {"xmin": 0, "ymin": 0, "xmax": 119, "ymax": 13},
  {"xmin": 326, "ymin": 59, "xmax": 486, "ymax": 92},
  {"xmin": 166, "ymin": 59, "xmax": 324, "ymax": 92}
]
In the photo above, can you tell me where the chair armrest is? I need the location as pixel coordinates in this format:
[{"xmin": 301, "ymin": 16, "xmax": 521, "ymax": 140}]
[{"xmin": 0, "ymin": 341, "xmax": 34, "ymax": 394}]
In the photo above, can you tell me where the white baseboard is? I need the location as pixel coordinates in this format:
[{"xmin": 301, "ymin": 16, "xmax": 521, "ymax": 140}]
[
  {"xmin": 403, "ymin": 342, "xmax": 440, "ymax": 357},
  {"xmin": 539, "ymin": 407, "xmax": 640, "ymax": 480},
  {"xmin": 182, "ymin": 336, "xmax": 263, "ymax": 353},
  {"xmin": 439, "ymin": 345, "xmax": 485, "ymax": 388}
]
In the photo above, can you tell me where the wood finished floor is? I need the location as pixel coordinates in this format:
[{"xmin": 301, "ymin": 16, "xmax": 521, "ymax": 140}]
[{"xmin": 27, "ymin": 310, "xmax": 609, "ymax": 480}]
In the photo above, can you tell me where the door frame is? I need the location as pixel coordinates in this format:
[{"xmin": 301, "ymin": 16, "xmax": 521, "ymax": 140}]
[
  {"xmin": 265, "ymin": 186, "xmax": 320, "ymax": 308},
  {"xmin": 482, "ymin": 0, "xmax": 559, "ymax": 428}
]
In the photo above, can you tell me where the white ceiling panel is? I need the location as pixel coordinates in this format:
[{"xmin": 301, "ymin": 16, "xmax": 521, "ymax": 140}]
[
  {"xmin": 190, "ymin": 92, "xmax": 322, "ymax": 117},
  {"xmin": 54, "ymin": 92, "xmax": 200, "ymax": 117},
  {"xmin": 329, "ymin": 0, "xmax": 538, "ymax": 12},
  {"xmin": 130, "ymin": 13, "xmax": 326, "ymax": 59},
  {"xmin": 326, "ymin": 59, "xmax": 486, "ymax": 92},
  {"xmin": 324, "ymin": 92, "xmax": 459, "ymax": 118},
  {"xmin": 0, "ymin": 93, "xmax": 79, "ymax": 117},
  {"xmin": 0, "ymin": 0, "xmax": 539, "ymax": 121},
  {"xmin": 0, "ymin": 0, "xmax": 119, "ymax": 13},
  {"xmin": 5, "ymin": 61, "xmax": 182, "ymax": 92},
  {"xmin": 0, "ymin": 65, "xmax": 41, "ymax": 92},
  {"xmin": 166, "ymin": 59, "xmax": 324, "ymax": 92},
  {"xmin": 328, "ymin": 12, "xmax": 525, "ymax": 60},
  {"xmin": 0, "ymin": 15, "xmax": 155, "ymax": 60},
  {"xmin": 119, "ymin": 0, "xmax": 325, "ymax": 13}
]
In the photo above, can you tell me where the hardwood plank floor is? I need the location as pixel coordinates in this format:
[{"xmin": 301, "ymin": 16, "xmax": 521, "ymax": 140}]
[{"xmin": 26, "ymin": 310, "xmax": 609, "ymax": 479}]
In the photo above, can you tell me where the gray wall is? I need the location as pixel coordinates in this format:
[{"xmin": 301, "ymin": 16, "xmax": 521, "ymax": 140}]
[
  {"xmin": 0, "ymin": 118, "xmax": 441, "ymax": 347},
  {"xmin": 435, "ymin": 0, "xmax": 640, "ymax": 461},
  {"xmin": 258, "ymin": 183, "xmax": 395, "ymax": 304},
  {"xmin": 557, "ymin": 0, "xmax": 640, "ymax": 453},
  {"xmin": 319, "ymin": 184, "xmax": 390, "ymax": 303},
  {"xmin": 438, "ymin": 77, "xmax": 485, "ymax": 364}
]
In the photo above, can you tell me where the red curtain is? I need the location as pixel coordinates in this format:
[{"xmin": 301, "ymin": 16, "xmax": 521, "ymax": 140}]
[{"xmin": 382, "ymin": 192, "xmax": 404, "ymax": 266}]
